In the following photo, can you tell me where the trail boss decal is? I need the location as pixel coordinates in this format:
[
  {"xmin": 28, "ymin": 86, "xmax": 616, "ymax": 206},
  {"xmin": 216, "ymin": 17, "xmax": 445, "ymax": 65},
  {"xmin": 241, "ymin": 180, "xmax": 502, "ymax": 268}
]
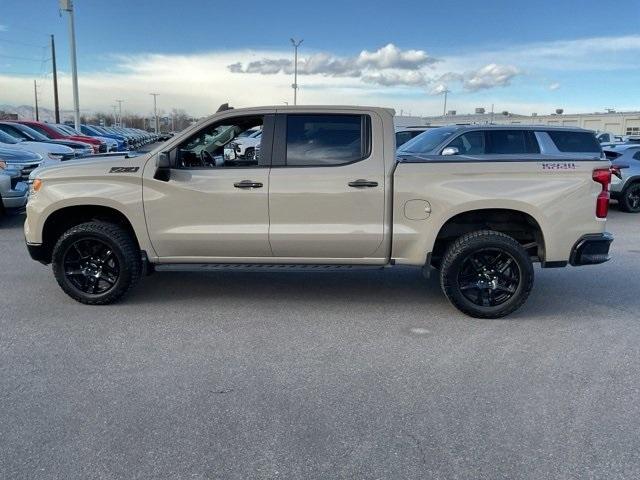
[
  {"xmin": 109, "ymin": 167, "xmax": 139, "ymax": 173},
  {"xmin": 541, "ymin": 162, "xmax": 577, "ymax": 171}
]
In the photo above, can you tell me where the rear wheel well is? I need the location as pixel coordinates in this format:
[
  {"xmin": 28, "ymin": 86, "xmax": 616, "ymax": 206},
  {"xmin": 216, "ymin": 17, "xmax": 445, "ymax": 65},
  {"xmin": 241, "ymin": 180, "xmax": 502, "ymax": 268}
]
[
  {"xmin": 41, "ymin": 205, "xmax": 139, "ymax": 264},
  {"xmin": 430, "ymin": 209, "xmax": 544, "ymax": 268}
]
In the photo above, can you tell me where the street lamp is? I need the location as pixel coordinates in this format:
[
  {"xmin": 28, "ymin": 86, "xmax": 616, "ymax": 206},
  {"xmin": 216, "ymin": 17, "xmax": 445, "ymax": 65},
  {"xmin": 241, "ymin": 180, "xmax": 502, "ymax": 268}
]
[
  {"xmin": 290, "ymin": 38, "xmax": 303, "ymax": 105},
  {"xmin": 59, "ymin": 0, "xmax": 80, "ymax": 130},
  {"xmin": 150, "ymin": 93, "xmax": 159, "ymax": 134},
  {"xmin": 115, "ymin": 99, "xmax": 123, "ymax": 127},
  {"xmin": 441, "ymin": 88, "xmax": 451, "ymax": 116}
]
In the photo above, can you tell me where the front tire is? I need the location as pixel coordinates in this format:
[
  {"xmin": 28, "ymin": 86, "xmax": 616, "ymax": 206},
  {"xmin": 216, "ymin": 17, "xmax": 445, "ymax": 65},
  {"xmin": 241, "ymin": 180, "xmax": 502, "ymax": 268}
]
[
  {"xmin": 619, "ymin": 183, "xmax": 640, "ymax": 213},
  {"xmin": 439, "ymin": 230, "xmax": 534, "ymax": 318},
  {"xmin": 52, "ymin": 221, "xmax": 141, "ymax": 305}
]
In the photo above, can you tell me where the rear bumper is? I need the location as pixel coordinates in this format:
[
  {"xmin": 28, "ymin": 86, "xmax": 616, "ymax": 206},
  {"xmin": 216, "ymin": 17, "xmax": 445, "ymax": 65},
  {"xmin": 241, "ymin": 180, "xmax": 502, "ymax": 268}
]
[{"xmin": 570, "ymin": 232, "xmax": 613, "ymax": 266}]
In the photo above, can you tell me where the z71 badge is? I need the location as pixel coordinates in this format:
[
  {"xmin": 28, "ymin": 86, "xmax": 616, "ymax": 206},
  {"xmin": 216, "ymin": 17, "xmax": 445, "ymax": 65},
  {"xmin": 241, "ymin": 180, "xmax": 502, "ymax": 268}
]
[{"xmin": 109, "ymin": 167, "xmax": 139, "ymax": 173}]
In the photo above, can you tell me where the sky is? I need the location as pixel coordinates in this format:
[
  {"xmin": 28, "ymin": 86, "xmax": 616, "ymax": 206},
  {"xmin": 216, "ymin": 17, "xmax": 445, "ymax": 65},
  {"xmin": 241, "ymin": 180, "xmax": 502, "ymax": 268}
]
[{"xmin": 1, "ymin": 0, "xmax": 639, "ymax": 118}]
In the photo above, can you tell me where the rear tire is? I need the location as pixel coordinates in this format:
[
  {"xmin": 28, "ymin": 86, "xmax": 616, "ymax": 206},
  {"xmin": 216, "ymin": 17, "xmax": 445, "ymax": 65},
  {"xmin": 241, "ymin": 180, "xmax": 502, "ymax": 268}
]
[
  {"xmin": 619, "ymin": 183, "xmax": 640, "ymax": 213},
  {"xmin": 439, "ymin": 230, "xmax": 534, "ymax": 318},
  {"xmin": 52, "ymin": 221, "xmax": 141, "ymax": 305}
]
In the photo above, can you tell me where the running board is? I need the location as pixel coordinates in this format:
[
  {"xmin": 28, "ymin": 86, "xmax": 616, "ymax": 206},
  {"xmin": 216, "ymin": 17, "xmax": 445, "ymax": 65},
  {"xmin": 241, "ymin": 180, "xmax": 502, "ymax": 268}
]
[{"xmin": 155, "ymin": 263, "xmax": 386, "ymax": 273}]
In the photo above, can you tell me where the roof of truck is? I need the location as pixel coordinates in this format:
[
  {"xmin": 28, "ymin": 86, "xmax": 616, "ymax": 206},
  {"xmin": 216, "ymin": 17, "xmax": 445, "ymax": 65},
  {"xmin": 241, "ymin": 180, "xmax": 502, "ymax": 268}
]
[{"xmin": 429, "ymin": 124, "xmax": 594, "ymax": 133}]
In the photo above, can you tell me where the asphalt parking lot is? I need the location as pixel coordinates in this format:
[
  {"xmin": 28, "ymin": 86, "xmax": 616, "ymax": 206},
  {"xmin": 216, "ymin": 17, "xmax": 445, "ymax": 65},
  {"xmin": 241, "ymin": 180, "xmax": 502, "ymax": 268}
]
[{"xmin": 1, "ymin": 208, "xmax": 639, "ymax": 479}]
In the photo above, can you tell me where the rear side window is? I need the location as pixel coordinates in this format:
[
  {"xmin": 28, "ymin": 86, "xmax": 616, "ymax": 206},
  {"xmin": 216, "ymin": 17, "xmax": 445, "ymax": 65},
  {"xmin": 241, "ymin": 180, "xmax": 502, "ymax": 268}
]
[
  {"xmin": 285, "ymin": 114, "xmax": 370, "ymax": 166},
  {"xmin": 633, "ymin": 150, "xmax": 640, "ymax": 161},
  {"xmin": 486, "ymin": 130, "xmax": 539, "ymax": 154},
  {"xmin": 547, "ymin": 131, "xmax": 601, "ymax": 153}
]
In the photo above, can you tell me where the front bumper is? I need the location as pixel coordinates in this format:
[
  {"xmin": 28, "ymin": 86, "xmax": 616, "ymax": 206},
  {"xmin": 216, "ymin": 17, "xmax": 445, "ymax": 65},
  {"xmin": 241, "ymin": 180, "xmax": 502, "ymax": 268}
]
[
  {"xmin": 26, "ymin": 242, "xmax": 49, "ymax": 264},
  {"xmin": 2, "ymin": 181, "xmax": 28, "ymax": 210},
  {"xmin": 570, "ymin": 232, "xmax": 613, "ymax": 266}
]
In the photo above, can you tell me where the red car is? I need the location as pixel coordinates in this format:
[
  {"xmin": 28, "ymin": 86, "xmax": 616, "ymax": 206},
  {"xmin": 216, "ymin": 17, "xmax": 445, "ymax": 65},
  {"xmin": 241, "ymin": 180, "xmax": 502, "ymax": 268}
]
[{"xmin": 12, "ymin": 120, "xmax": 105, "ymax": 153}]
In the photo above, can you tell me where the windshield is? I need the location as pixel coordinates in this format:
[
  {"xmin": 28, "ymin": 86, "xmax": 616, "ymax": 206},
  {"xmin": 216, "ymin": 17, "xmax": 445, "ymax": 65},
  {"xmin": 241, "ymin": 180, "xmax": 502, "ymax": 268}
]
[
  {"xmin": 0, "ymin": 129, "xmax": 20, "ymax": 144},
  {"xmin": 397, "ymin": 127, "xmax": 458, "ymax": 154},
  {"xmin": 58, "ymin": 124, "xmax": 80, "ymax": 135},
  {"xmin": 15, "ymin": 123, "xmax": 50, "ymax": 140}
]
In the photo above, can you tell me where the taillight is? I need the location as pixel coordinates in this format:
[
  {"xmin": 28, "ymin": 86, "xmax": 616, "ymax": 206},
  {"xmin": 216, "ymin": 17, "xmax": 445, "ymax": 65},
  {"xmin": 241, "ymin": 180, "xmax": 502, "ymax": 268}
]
[{"xmin": 592, "ymin": 168, "xmax": 611, "ymax": 218}]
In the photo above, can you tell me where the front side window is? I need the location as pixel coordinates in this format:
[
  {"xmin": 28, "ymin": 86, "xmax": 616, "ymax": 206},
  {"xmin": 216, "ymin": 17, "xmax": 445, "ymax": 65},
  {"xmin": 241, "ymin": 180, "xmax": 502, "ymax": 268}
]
[
  {"xmin": 632, "ymin": 150, "xmax": 640, "ymax": 161},
  {"xmin": 285, "ymin": 114, "xmax": 368, "ymax": 166},
  {"xmin": 446, "ymin": 131, "xmax": 485, "ymax": 155},
  {"xmin": 176, "ymin": 115, "xmax": 263, "ymax": 168}
]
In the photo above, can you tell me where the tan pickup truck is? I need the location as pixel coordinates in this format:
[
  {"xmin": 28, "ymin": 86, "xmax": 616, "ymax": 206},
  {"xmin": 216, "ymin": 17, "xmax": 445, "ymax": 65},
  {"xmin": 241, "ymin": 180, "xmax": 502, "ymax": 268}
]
[{"xmin": 24, "ymin": 106, "xmax": 613, "ymax": 318}]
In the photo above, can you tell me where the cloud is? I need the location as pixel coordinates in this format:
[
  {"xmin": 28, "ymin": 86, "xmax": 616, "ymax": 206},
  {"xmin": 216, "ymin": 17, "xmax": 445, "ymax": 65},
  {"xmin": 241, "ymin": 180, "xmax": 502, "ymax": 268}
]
[
  {"xmin": 356, "ymin": 43, "xmax": 437, "ymax": 70},
  {"xmin": 463, "ymin": 64, "xmax": 520, "ymax": 91},
  {"xmin": 227, "ymin": 43, "xmax": 437, "ymax": 80},
  {"xmin": 361, "ymin": 71, "xmax": 428, "ymax": 87},
  {"xmin": 430, "ymin": 83, "xmax": 449, "ymax": 95},
  {"xmin": 548, "ymin": 82, "xmax": 560, "ymax": 91}
]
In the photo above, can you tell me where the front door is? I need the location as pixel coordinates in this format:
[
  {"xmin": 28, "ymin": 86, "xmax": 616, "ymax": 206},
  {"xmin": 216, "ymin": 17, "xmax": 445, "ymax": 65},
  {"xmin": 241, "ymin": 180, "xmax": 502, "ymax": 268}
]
[
  {"xmin": 267, "ymin": 112, "xmax": 386, "ymax": 260},
  {"xmin": 143, "ymin": 113, "xmax": 274, "ymax": 260}
]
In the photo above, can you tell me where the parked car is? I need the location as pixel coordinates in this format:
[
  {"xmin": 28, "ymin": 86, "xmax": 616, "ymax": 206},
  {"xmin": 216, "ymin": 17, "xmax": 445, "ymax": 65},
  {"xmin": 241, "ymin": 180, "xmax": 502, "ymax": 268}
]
[
  {"xmin": 13, "ymin": 121, "xmax": 105, "ymax": 153},
  {"xmin": 229, "ymin": 127, "xmax": 262, "ymax": 159},
  {"xmin": 395, "ymin": 126, "xmax": 436, "ymax": 148},
  {"xmin": 57, "ymin": 124, "xmax": 118, "ymax": 152},
  {"xmin": 605, "ymin": 144, "xmax": 640, "ymax": 212},
  {"xmin": 79, "ymin": 125, "xmax": 127, "ymax": 151},
  {"xmin": 0, "ymin": 159, "xmax": 28, "ymax": 215},
  {"xmin": 0, "ymin": 145, "xmax": 44, "ymax": 182},
  {"xmin": 0, "ymin": 128, "xmax": 75, "ymax": 161},
  {"xmin": 25, "ymin": 106, "xmax": 612, "ymax": 318},
  {"xmin": 0, "ymin": 122, "xmax": 94, "ymax": 158}
]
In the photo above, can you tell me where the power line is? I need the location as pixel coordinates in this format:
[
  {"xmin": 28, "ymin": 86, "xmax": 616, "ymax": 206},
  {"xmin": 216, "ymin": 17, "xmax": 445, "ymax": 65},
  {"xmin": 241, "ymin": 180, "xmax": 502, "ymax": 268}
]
[{"xmin": 0, "ymin": 53, "xmax": 48, "ymax": 62}]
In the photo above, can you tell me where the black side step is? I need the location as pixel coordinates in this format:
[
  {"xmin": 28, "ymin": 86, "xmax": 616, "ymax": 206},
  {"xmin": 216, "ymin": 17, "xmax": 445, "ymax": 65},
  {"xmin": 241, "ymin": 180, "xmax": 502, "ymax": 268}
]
[{"xmin": 154, "ymin": 263, "xmax": 386, "ymax": 273}]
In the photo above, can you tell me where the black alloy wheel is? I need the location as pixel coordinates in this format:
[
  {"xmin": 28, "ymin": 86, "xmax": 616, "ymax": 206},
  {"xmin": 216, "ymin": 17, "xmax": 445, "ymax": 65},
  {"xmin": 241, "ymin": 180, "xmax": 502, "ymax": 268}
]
[
  {"xmin": 457, "ymin": 248, "xmax": 520, "ymax": 307},
  {"xmin": 62, "ymin": 238, "xmax": 120, "ymax": 295}
]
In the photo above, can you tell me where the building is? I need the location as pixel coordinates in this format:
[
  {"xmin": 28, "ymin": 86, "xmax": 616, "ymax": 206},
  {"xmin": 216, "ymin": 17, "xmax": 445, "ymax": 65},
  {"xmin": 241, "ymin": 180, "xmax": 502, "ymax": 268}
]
[
  {"xmin": 0, "ymin": 111, "xmax": 19, "ymax": 121},
  {"xmin": 395, "ymin": 110, "xmax": 640, "ymax": 136}
]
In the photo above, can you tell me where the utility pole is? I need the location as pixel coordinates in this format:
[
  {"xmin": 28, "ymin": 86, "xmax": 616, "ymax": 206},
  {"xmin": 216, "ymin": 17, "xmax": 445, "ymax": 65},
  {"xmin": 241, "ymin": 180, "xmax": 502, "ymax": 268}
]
[
  {"xmin": 33, "ymin": 80, "xmax": 39, "ymax": 121},
  {"xmin": 59, "ymin": 0, "xmax": 80, "ymax": 130},
  {"xmin": 150, "ymin": 93, "xmax": 159, "ymax": 133},
  {"xmin": 115, "ymin": 99, "xmax": 123, "ymax": 127},
  {"xmin": 290, "ymin": 38, "xmax": 303, "ymax": 105},
  {"xmin": 111, "ymin": 105, "xmax": 118, "ymax": 126},
  {"xmin": 490, "ymin": 103, "xmax": 495, "ymax": 124},
  {"xmin": 50, "ymin": 34, "xmax": 60, "ymax": 123},
  {"xmin": 441, "ymin": 89, "xmax": 450, "ymax": 116}
]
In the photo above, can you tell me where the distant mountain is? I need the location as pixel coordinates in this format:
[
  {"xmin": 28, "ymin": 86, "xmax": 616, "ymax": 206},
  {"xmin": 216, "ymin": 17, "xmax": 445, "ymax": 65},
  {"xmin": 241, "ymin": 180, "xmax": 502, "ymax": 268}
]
[{"xmin": 0, "ymin": 104, "xmax": 78, "ymax": 122}]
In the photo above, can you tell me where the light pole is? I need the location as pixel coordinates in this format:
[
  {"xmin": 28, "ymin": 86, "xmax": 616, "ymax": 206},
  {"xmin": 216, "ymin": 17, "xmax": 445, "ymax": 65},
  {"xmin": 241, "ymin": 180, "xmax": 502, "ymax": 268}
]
[
  {"xmin": 59, "ymin": 0, "xmax": 80, "ymax": 130},
  {"xmin": 441, "ymin": 88, "xmax": 450, "ymax": 116},
  {"xmin": 115, "ymin": 99, "xmax": 124, "ymax": 127},
  {"xmin": 290, "ymin": 38, "xmax": 303, "ymax": 105},
  {"xmin": 150, "ymin": 93, "xmax": 159, "ymax": 133}
]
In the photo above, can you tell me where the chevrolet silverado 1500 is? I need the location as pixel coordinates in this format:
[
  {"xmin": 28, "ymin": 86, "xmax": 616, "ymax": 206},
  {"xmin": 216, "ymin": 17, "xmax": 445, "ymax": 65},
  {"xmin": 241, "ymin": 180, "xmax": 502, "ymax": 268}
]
[{"xmin": 24, "ymin": 106, "xmax": 613, "ymax": 318}]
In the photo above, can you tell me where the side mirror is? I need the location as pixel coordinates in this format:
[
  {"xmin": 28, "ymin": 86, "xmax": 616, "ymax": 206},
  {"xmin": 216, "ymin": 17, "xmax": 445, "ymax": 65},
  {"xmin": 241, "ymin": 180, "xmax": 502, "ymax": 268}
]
[
  {"xmin": 154, "ymin": 152, "xmax": 171, "ymax": 182},
  {"xmin": 441, "ymin": 146, "xmax": 459, "ymax": 156},
  {"xmin": 157, "ymin": 151, "xmax": 171, "ymax": 168}
]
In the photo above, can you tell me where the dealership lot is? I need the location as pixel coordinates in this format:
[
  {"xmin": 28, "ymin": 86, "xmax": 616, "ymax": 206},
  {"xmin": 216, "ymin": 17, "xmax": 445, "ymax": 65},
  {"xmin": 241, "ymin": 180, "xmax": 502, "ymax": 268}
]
[{"xmin": 1, "ymin": 208, "xmax": 639, "ymax": 479}]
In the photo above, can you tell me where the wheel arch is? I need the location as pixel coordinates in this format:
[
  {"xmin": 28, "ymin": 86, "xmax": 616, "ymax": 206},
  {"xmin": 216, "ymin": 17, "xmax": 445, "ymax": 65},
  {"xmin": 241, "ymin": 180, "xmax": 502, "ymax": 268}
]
[
  {"xmin": 40, "ymin": 205, "xmax": 140, "ymax": 264},
  {"xmin": 430, "ymin": 208, "xmax": 546, "ymax": 268}
]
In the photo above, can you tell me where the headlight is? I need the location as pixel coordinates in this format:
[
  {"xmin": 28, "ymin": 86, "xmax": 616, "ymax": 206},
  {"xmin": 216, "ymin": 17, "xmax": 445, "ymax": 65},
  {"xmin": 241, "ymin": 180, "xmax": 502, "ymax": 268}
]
[{"xmin": 48, "ymin": 153, "xmax": 63, "ymax": 160}]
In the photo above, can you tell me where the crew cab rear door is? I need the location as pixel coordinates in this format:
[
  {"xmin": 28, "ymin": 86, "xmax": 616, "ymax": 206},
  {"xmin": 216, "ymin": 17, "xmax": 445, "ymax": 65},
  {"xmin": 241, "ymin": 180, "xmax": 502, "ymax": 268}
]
[{"xmin": 267, "ymin": 111, "xmax": 387, "ymax": 261}]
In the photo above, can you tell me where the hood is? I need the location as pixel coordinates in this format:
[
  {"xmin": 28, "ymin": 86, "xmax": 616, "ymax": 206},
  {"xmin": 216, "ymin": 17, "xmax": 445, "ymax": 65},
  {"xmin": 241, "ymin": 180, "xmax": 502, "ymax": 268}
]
[
  {"xmin": 31, "ymin": 152, "xmax": 148, "ymax": 180},
  {"xmin": 0, "ymin": 145, "xmax": 44, "ymax": 163},
  {"xmin": 21, "ymin": 141, "xmax": 74, "ymax": 154}
]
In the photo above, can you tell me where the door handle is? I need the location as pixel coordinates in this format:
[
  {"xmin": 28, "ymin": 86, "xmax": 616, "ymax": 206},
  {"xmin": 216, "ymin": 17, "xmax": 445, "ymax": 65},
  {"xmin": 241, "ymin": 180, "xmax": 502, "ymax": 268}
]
[
  {"xmin": 348, "ymin": 179, "xmax": 378, "ymax": 188},
  {"xmin": 234, "ymin": 180, "xmax": 263, "ymax": 189}
]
